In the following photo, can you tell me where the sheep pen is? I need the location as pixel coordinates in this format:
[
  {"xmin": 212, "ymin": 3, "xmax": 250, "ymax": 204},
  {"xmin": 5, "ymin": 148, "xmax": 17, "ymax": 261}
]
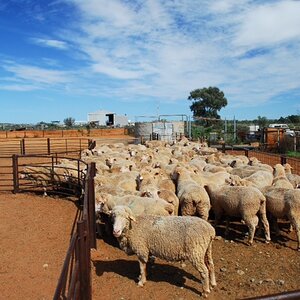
[{"xmin": 1, "ymin": 140, "xmax": 300, "ymax": 299}]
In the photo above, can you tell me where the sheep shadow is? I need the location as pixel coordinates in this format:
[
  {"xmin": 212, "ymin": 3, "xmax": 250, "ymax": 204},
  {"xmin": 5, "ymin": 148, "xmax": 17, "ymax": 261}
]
[{"xmin": 93, "ymin": 258, "xmax": 203, "ymax": 296}]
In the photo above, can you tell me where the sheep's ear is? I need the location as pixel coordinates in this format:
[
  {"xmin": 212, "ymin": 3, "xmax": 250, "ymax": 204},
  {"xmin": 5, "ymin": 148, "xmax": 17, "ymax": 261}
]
[
  {"xmin": 129, "ymin": 215, "xmax": 136, "ymax": 222},
  {"xmin": 123, "ymin": 206, "xmax": 136, "ymax": 222}
]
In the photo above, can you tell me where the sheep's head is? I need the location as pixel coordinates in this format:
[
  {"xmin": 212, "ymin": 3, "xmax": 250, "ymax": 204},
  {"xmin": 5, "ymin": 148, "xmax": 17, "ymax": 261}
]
[
  {"xmin": 110, "ymin": 205, "xmax": 136, "ymax": 237},
  {"xmin": 283, "ymin": 163, "xmax": 293, "ymax": 174},
  {"xmin": 273, "ymin": 164, "xmax": 285, "ymax": 177},
  {"xmin": 226, "ymin": 175, "xmax": 242, "ymax": 186}
]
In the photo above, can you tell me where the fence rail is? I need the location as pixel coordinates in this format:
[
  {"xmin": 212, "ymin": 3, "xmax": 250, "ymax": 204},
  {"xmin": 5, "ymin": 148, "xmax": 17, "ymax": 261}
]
[
  {"xmin": 224, "ymin": 147, "xmax": 300, "ymax": 175},
  {"xmin": 53, "ymin": 162, "xmax": 96, "ymax": 300},
  {"xmin": 0, "ymin": 137, "xmax": 90, "ymax": 157},
  {"xmin": 4, "ymin": 152, "xmax": 97, "ymax": 300}
]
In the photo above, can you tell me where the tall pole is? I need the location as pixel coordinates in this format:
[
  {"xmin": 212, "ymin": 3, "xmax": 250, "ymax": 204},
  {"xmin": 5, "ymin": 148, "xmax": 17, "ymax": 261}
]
[
  {"xmin": 224, "ymin": 118, "xmax": 227, "ymax": 142},
  {"xmin": 233, "ymin": 116, "xmax": 237, "ymax": 143}
]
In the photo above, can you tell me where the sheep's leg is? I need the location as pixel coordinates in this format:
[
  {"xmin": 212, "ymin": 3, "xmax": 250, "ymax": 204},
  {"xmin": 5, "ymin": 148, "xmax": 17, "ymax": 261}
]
[
  {"xmin": 294, "ymin": 223, "xmax": 300, "ymax": 251},
  {"xmin": 42, "ymin": 186, "xmax": 47, "ymax": 197},
  {"xmin": 288, "ymin": 223, "xmax": 294, "ymax": 233},
  {"xmin": 191, "ymin": 258, "xmax": 210, "ymax": 298},
  {"xmin": 137, "ymin": 258, "xmax": 147, "ymax": 287},
  {"xmin": 259, "ymin": 212, "xmax": 271, "ymax": 243},
  {"xmin": 288, "ymin": 215, "xmax": 300, "ymax": 251},
  {"xmin": 224, "ymin": 217, "xmax": 230, "ymax": 237},
  {"xmin": 205, "ymin": 240, "xmax": 217, "ymax": 289},
  {"xmin": 273, "ymin": 217, "xmax": 280, "ymax": 236},
  {"xmin": 244, "ymin": 215, "xmax": 258, "ymax": 245}
]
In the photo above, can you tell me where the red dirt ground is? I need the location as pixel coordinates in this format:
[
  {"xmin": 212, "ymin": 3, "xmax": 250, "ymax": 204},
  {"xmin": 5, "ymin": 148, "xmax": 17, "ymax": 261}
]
[{"xmin": 1, "ymin": 191, "xmax": 300, "ymax": 300}]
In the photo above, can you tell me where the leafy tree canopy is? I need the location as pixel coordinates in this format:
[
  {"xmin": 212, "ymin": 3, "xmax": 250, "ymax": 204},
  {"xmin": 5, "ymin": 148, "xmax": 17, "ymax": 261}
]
[
  {"xmin": 188, "ymin": 86, "xmax": 228, "ymax": 119},
  {"xmin": 63, "ymin": 117, "xmax": 75, "ymax": 127}
]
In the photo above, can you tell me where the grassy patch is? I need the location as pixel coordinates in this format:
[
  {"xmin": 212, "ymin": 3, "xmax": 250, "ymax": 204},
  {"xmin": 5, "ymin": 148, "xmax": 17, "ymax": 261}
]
[{"xmin": 286, "ymin": 151, "xmax": 300, "ymax": 158}]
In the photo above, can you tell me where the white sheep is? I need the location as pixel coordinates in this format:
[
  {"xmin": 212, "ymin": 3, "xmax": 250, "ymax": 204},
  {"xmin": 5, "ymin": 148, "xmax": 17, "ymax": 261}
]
[
  {"xmin": 272, "ymin": 164, "xmax": 294, "ymax": 189},
  {"xmin": 172, "ymin": 167, "xmax": 211, "ymax": 220},
  {"xmin": 95, "ymin": 192, "xmax": 174, "ymax": 217},
  {"xmin": 110, "ymin": 205, "xmax": 217, "ymax": 297},
  {"xmin": 264, "ymin": 187, "xmax": 300, "ymax": 250},
  {"xmin": 204, "ymin": 184, "xmax": 271, "ymax": 245},
  {"xmin": 140, "ymin": 188, "xmax": 179, "ymax": 215},
  {"xmin": 284, "ymin": 163, "xmax": 300, "ymax": 189},
  {"xmin": 227, "ymin": 171, "xmax": 273, "ymax": 191}
]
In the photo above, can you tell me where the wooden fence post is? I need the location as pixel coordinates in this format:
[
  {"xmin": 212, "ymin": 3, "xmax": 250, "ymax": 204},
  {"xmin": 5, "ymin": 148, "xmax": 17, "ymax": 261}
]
[
  {"xmin": 47, "ymin": 138, "xmax": 51, "ymax": 155},
  {"xmin": 281, "ymin": 156, "xmax": 287, "ymax": 165},
  {"xmin": 77, "ymin": 220, "xmax": 91, "ymax": 300},
  {"xmin": 88, "ymin": 162, "xmax": 96, "ymax": 249},
  {"xmin": 222, "ymin": 143, "xmax": 226, "ymax": 153},
  {"xmin": 20, "ymin": 139, "xmax": 25, "ymax": 155},
  {"xmin": 12, "ymin": 155, "xmax": 19, "ymax": 193}
]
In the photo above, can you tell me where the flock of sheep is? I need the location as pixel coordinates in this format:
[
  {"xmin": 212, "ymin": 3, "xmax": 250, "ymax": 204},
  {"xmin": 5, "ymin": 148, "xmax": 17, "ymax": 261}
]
[
  {"xmin": 80, "ymin": 137, "xmax": 300, "ymax": 297},
  {"xmin": 22, "ymin": 137, "xmax": 300, "ymax": 297}
]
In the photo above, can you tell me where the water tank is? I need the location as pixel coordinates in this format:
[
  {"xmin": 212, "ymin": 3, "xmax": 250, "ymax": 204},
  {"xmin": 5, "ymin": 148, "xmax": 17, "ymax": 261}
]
[{"xmin": 135, "ymin": 121, "xmax": 185, "ymax": 142}]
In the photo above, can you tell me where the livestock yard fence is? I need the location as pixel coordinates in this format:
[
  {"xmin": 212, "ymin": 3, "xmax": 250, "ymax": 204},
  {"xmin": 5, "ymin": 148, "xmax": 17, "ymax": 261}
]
[
  {"xmin": 0, "ymin": 150, "xmax": 97, "ymax": 299},
  {"xmin": 224, "ymin": 147, "xmax": 300, "ymax": 175},
  {"xmin": 0, "ymin": 137, "xmax": 91, "ymax": 157},
  {"xmin": 53, "ymin": 162, "xmax": 97, "ymax": 300},
  {"xmin": 0, "ymin": 127, "xmax": 128, "ymax": 139}
]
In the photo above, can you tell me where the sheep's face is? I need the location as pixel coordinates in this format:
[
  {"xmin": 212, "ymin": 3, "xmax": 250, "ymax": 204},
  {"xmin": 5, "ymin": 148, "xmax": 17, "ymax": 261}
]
[{"xmin": 111, "ymin": 206, "xmax": 135, "ymax": 238}]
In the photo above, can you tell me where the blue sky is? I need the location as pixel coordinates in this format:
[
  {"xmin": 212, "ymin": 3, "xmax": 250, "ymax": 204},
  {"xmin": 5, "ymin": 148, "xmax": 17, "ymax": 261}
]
[{"xmin": 0, "ymin": 0, "xmax": 300, "ymax": 124}]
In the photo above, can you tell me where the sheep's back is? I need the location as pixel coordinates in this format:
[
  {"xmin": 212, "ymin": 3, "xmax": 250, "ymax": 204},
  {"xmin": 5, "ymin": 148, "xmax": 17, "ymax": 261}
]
[{"xmin": 129, "ymin": 216, "xmax": 215, "ymax": 261}]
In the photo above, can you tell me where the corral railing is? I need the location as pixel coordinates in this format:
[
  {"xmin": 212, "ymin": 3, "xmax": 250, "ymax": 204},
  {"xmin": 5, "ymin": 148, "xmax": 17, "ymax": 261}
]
[
  {"xmin": 53, "ymin": 162, "xmax": 96, "ymax": 300},
  {"xmin": 4, "ymin": 152, "xmax": 97, "ymax": 299},
  {"xmin": 11, "ymin": 154, "xmax": 88, "ymax": 196},
  {"xmin": 217, "ymin": 144, "xmax": 300, "ymax": 175},
  {"xmin": 0, "ymin": 137, "xmax": 91, "ymax": 157},
  {"xmin": 0, "ymin": 127, "xmax": 128, "ymax": 139}
]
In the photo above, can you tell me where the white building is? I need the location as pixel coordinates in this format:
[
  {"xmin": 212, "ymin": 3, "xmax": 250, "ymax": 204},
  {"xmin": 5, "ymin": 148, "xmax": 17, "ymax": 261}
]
[{"xmin": 87, "ymin": 110, "xmax": 128, "ymax": 127}]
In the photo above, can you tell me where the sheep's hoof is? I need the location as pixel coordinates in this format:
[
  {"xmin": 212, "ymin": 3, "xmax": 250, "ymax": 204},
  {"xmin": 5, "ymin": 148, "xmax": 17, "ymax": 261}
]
[
  {"xmin": 265, "ymin": 239, "xmax": 271, "ymax": 244},
  {"xmin": 137, "ymin": 281, "xmax": 144, "ymax": 287},
  {"xmin": 202, "ymin": 291, "xmax": 209, "ymax": 298}
]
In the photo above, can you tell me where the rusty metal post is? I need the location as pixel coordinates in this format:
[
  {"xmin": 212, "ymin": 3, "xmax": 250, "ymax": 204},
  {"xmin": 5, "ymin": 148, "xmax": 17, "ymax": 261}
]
[
  {"xmin": 88, "ymin": 162, "xmax": 96, "ymax": 249},
  {"xmin": 20, "ymin": 139, "xmax": 25, "ymax": 155},
  {"xmin": 47, "ymin": 138, "xmax": 51, "ymax": 155},
  {"xmin": 12, "ymin": 155, "xmax": 19, "ymax": 193},
  {"xmin": 245, "ymin": 149, "xmax": 249, "ymax": 157},
  {"xmin": 77, "ymin": 220, "xmax": 91, "ymax": 300},
  {"xmin": 222, "ymin": 143, "xmax": 226, "ymax": 153},
  {"xmin": 281, "ymin": 156, "xmax": 287, "ymax": 165}
]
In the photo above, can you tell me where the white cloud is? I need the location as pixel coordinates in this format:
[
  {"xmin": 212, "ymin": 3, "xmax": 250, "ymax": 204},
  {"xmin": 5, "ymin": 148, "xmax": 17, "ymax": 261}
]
[
  {"xmin": 30, "ymin": 38, "xmax": 68, "ymax": 50},
  {"xmin": 0, "ymin": 84, "xmax": 40, "ymax": 92},
  {"xmin": 234, "ymin": 1, "xmax": 300, "ymax": 48},
  {"xmin": 3, "ymin": 63, "xmax": 71, "ymax": 85}
]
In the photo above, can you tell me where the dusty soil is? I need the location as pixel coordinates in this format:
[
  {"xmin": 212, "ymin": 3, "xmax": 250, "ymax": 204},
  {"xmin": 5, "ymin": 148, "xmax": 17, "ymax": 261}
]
[
  {"xmin": 0, "ymin": 192, "xmax": 79, "ymax": 300},
  {"xmin": 91, "ymin": 221, "xmax": 300, "ymax": 300},
  {"xmin": 1, "ymin": 191, "xmax": 300, "ymax": 300}
]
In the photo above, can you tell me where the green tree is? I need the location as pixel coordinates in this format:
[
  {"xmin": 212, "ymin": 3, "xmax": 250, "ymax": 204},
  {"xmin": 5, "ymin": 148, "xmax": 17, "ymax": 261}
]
[
  {"xmin": 63, "ymin": 117, "xmax": 75, "ymax": 127},
  {"xmin": 255, "ymin": 116, "xmax": 268, "ymax": 129},
  {"xmin": 188, "ymin": 87, "xmax": 228, "ymax": 121}
]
